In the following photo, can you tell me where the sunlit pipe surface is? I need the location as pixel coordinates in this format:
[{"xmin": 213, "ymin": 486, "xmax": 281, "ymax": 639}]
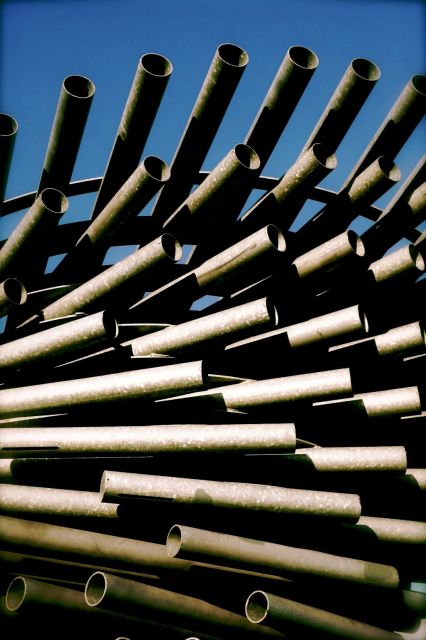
[
  {"xmin": 151, "ymin": 43, "xmax": 249, "ymax": 224},
  {"xmin": 167, "ymin": 524, "xmax": 399, "ymax": 588},
  {"xmin": 101, "ymin": 471, "xmax": 361, "ymax": 520},
  {"xmin": 92, "ymin": 53, "xmax": 172, "ymax": 217},
  {"xmin": 292, "ymin": 230, "xmax": 365, "ymax": 280},
  {"xmin": 0, "ymin": 278, "xmax": 27, "ymax": 318},
  {"xmin": 38, "ymin": 75, "xmax": 95, "ymax": 194},
  {"xmin": 313, "ymin": 386, "xmax": 421, "ymax": 419},
  {"xmin": 0, "ymin": 114, "xmax": 18, "ymax": 208},
  {"xmin": 6, "ymin": 575, "xmax": 95, "ymax": 613},
  {"xmin": 368, "ymin": 244, "xmax": 425, "ymax": 284},
  {"xmin": 0, "ymin": 360, "xmax": 205, "ymax": 418}
]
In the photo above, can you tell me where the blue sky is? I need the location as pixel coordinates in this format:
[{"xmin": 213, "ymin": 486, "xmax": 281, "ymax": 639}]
[{"xmin": 0, "ymin": 0, "xmax": 425, "ymax": 236}]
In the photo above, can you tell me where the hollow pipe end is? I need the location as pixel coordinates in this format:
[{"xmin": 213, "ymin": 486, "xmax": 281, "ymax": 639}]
[
  {"xmin": 311, "ymin": 143, "xmax": 337, "ymax": 170},
  {"xmin": 166, "ymin": 524, "xmax": 183, "ymax": 557},
  {"xmin": 288, "ymin": 45, "xmax": 319, "ymax": 70},
  {"xmin": 85, "ymin": 571, "xmax": 107, "ymax": 607},
  {"xmin": 234, "ymin": 143, "xmax": 261, "ymax": 171},
  {"xmin": 2, "ymin": 278, "xmax": 27, "ymax": 306},
  {"xmin": 6, "ymin": 576, "xmax": 26, "ymax": 612},
  {"xmin": 38, "ymin": 188, "xmax": 69, "ymax": 215},
  {"xmin": 63, "ymin": 75, "xmax": 95, "ymax": 99},
  {"xmin": 347, "ymin": 230, "xmax": 366, "ymax": 257},
  {"xmin": 0, "ymin": 113, "xmax": 18, "ymax": 136},
  {"xmin": 351, "ymin": 58, "xmax": 381, "ymax": 82},
  {"xmin": 217, "ymin": 43, "xmax": 249, "ymax": 68},
  {"xmin": 245, "ymin": 590, "xmax": 269, "ymax": 624},
  {"xmin": 143, "ymin": 155, "xmax": 171, "ymax": 183},
  {"xmin": 140, "ymin": 52, "xmax": 173, "ymax": 77}
]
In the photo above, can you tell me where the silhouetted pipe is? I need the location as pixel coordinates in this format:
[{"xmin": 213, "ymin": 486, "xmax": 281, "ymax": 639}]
[
  {"xmin": 0, "ymin": 423, "xmax": 296, "ymax": 458},
  {"xmin": 0, "ymin": 114, "xmax": 18, "ymax": 209},
  {"xmin": 167, "ymin": 525, "xmax": 399, "ymax": 588},
  {"xmin": 0, "ymin": 188, "xmax": 68, "ymax": 280},
  {"xmin": 92, "ymin": 53, "xmax": 172, "ymax": 217},
  {"xmin": 300, "ymin": 58, "xmax": 380, "ymax": 155},
  {"xmin": 245, "ymin": 45, "xmax": 318, "ymax": 167},
  {"xmin": 239, "ymin": 144, "xmax": 336, "ymax": 232},
  {"xmin": 342, "ymin": 74, "xmax": 426, "ymax": 189},
  {"xmin": 130, "ymin": 297, "xmax": 277, "ymax": 356},
  {"xmin": 0, "ymin": 360, "xmax": 205, "ymax": 418},
  {"xmin": 151, "ymin": 44, "xmax": 249, "ymax": 223},
  {"xmin": 38, "ymin": 75, "xmax": 95, "ymax": 194},
  {"xmin": 0, "ymin": 279, "xmax": 27, "ymax": 318},
  {"xmin": 42, "ymin": 234, "xmax": 181, "ymax": 319},
  {"xmin": 101, "ymin": 471, "xmax": 361, "ymax": 521},
  {"xmin": 245, "ymin": 591, "xmax": 401, "ymax": 639},
  {"xmin": 0, "ymin": 311, "xmax": 117, "ymax": 370}
]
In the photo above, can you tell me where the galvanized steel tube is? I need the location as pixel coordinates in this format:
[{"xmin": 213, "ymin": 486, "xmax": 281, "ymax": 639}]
[
  {"xmin": 300, "ymin": 58, "xmax": 380, "ymax": 155},
  {"xmin": 292, "ymin": 231, "xmax": 365, "ymax": 280},
  {"xmin": 6, "ymin": 575, "xmax": 93, "ymax": 614},
  {"xmin": 0, "ymin": 311, "xmax": 117, "ymax": 370},
  {"xmin": 167, "ymin": 525, "xmax": 399, "ymax": 588},
  {"xmin": 0, "ymin": 188, "xmax": 68, "ymax": 280},
  {"xmin": 354, "ymin": 516, "xmax": 426, "ymax": 545},
  {"xmin": 314, "ymin": 386, "xmax": 421, "ymax": 419},
  {"xmin": 292, "ymin": 446, "xmax": 407, "ymax": 473},
  {"xmin": 284, "ymin": 304, "xmax": 367, "ymax": 348},
  {"xmin": 0, "ymin": 279, "xmax": 27, "ymax": 318},
  {"xmin": 101, "ymin": 471, "xmax": 361, "ymax": 520},
  {"xmin": 130, "ymin": 297, "xmax": 277, "ymax": 356},
  {"xmin": 92, "ymin": 53, "xmax": 173, "ymax": 217},
  {"xmin": 38, "ymin": 75, "xmax": 95, "ymax": 194},
  {"xmin": 42, "ymin": 234, "xmax": 181, "ymax": 319},
  {"xmin": 369, "ymin": 244, "xmax": 425, "ymax": 284},
  {"xmin": 151, "ymin": 43, "xmax": 249, "ymax": 223},
  {"xmin": 0, "ymin": 360, "xmax": 205, "ymax": 418},
  {"xmin": 0, "ymin": 113, "xmax": 18, "ymax": 208},
  {"xmin": 374, "ymin": 321, "xmax": 425, "ymax": 357},
  {"xmin": 245, "ymin": 591, "xmax": 401, "ymax": 639}
]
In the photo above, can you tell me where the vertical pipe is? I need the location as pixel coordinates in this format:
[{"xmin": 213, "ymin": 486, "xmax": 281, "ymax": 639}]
[{"xmin": 0, "ymin": 114, "xmax": 18, "ymax": 210}]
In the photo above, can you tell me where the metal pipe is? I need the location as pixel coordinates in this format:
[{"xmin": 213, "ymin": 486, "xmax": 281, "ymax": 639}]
[
  {"xmin": 0, "ymin": 279, "xmax": 27, "ymax": 318},
  {"xmin": 130, "ymin": 297, "xmax": 277, "ymax": 356},
  {"xmin": 42, "ymin": 234, "xmax": 181, "ymax": 319},
  {"xmin": 162, "ymin": 144, "xmax": 260, "ymax": 237},
  {"xmin": 0, "ymin": 114, "xmax": 18, "ymax": 209},
  {"xmin": 0, "ymin": 360, "xmax": 205, "ymax": 418},
  {"xmin": 0, "ymin": 485, "xmax": 119, "ymax": 519},
  {"xmin": 291, "ymin": 445, "xmax": 407, "ymax": 473},
  {"xmin": 151, "ymin": 44, "xmax": 249, "ymax": 223},
  {"xmin": 300, "ymin": 58, "xmax": 380, "ymax": 155},
  {"xmin": 0, "ymin": 311, "xmax": 117, "ymax": 370},
  {"xmin": 0, "ymin": 423, "xmax": 296, "ymax": 458},
  {"xmin": 245, "ymin": 591, "xmax": 402, "ymax": 639},
  {"xmin": 239, "ymin": 144, "xmax": 337, "ymax": 232},
  {"xmin": 6, "ymin": 575, "xmax": 92, "ymax": 614},
  {"xmin": 313, "ymin": 386, "xmax": 421, "ymax": 419},
  {"xmin": 292, "ymin": 230, "xmax": 366, "ymax": 281},
  {"xmin": 167, "ymin": 525, "xmax": 399, "ymax": 588},
  {"xmin": 0, "ymin": 188, "xmax": 68, "ymax": 280},
  {"xmin": 342, "ymin": 73, "xmax": 426, "ymax": 189},
  {"xmin": 369, "ymin": 244, "xmax": 425, "ymax": 285},
  {"xmin": 101, "ymin": 471, "xmax": 361, "ymax": 521},
  {"xmin": 92, "ymin": 53, "xmax": 173, "ymax": 217},
  {"xmin": 354, "ymin": 516, "xmax": 426, "ymax": 545},
  {"xmin": 38, "ymin": 75, "xmax": 95, "ymax": 194},
  {"xmin": 245, "ymin": 45, "xmax": 318, "ymax": 167}
]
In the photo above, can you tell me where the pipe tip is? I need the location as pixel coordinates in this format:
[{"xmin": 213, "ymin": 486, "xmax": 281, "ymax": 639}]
[
  {"xmin": 311, "ymin": 143, "xmax": 337, "ymax": 170},
  {"xmin": 85, "ymin": 571, "xmax": 107, "ymax": 607},
  {"xmin": 63, "ymin": 75, "xmax": 95, "ymax": 99},
  {"xmin": 351, "ymin": 58, "xmax": 380, "ymax": 82},
  {"xmin": 234, "ymin": 143, "xmax": 261, "ymax": 170},
  {"xmin": 102, "ymin": 310, "xmax": 119, "ymax": 340},
  {"xmin": 288, "ymin": 45, "xmax": 319, "ymax": 70},
  {"xmin": 377, "ymin": 156, "xmax": 401, "ymax": 183},
  {"xmin": 2, "ymin": 278, "xmax": 27, "ymax": 305},
  {"xmin": 166, "ymin": 525, "xmax": 183, "ymax": 557},
  {"xmin": 245, "ymin": 590, "xmax": 269, "ymax": 624},
  {"xmin": 6, "ymin": 577, "xmax": 26, "ymax": 612},
  {"xmin": 411, "ymin": 74, "xmax": 426, "ymax": 96},
  {"xmin": 143, "ymin": 155, "xmax": 171, "ymax": 183},
  {"xmin": 0, "ymin": 113, "xmax": 18, "ymax": 136},
  {"xmin": 347, "ymin": 230, "xmax": 366, "ymax": 257},
  {"xmin": 38, "ymin": 188, "xmax": 69, "ymax": 215},
  {"xmin": 266, "ymin": 224, "xmax": 286, "ymax": 252},
  {"xmin": 217, "ymin": 43, "xmax": 249, "ymax": 68},
  {"xmin": 140, "ymin": 52, "xmax": 173, "ymax": 77},
  {"xmin": 161, "ymin": 233, "xmax": 182, "ymax": 262}
]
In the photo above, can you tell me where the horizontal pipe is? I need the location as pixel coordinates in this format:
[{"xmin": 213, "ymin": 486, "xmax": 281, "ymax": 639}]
[
  {"xmin": 313, "ymin": 386, "xmax": 421, "ymax": 419},
  {"xmin": 0, "ymin": 360, "xmax": 205, "ymax": 418},
  {"xmin": 6, "ymin": 575, "xmax": 92, "ymax": 614},
  {"xmin": 42, "ymin": 234, "xmax": 181, "ymax": 319},
  {"xmin": 101, "ymin": 471, "xmax": 361, "ymax": 521},
  {"xmin": 0, "ymin": 279, "xmax": 27, "ymax": 318},
  {"xmin": 291, "ymin": 445, "xmax": 407, "ymax": 473},
  {"xmin": 38, "ymin": 75, "xmax": 95, "ymax": 194},
  {"xmin": 245, "ymin": 45, "xmax": 318, "ymax": 167},
  {"xmin": 245, "ymin": 591, "xmax": 401, "ymax": 639},
  {"xmin": 162, "ymin": 144, "xmax": 260, "ymax": 237},
  {"xmin": 130, "ymin": 297, "xmax": 277, "ymax": 356},
  {"xmin": 92, "ymin": 53, "xmax": 173, "ymax": 217},
  {"xmin": 342, "ymin": 73, "xmax": 426, "ymax": 189},
  {"xmin": 0, "ymin": 423, "xmax": 296, "ymax": 458},
  {"xmin": 300, "ymin": 58, "xmax": 380, "ymax": 155},
  {"xmin": 0, "ymin": 310, "xmax": 117, "ymax": 370},
  {"xmin": 0, "ymin": 485, "xmax": 119, "ymax": 519},
  {"xmin": 369, "ymin": 243, "xmax": 425, "ymax": 285},
  {"xmin": 167, "ymin": 525, "xmax": 399, "ymax": 588},
  {"xmin": 0, "ymin": 113, "xmax": 18, "ymax": 208},
  {"xmin": 0, "ymin": 188, "xmax": 68, "ymax": 280},
  {"xmin": 240, "ymin": 144, "xmax": 337, "ymax": 232},
  {"xmin": 85, "ymin": 571, "xmax": 283, "ymax": 639},
  {"xmin": 354, "ymin": 516, "xmax": 426, "ymax": 545},
  {"xmin": 292, "ymin": 230, "xmax": 365, "ymax": 280},
  {"xmin": 151, "ymin": 43, "xmax": 249, "ymax": 224}
]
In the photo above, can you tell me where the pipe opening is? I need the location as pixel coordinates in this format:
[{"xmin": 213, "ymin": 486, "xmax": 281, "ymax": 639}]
[
  {"xmin": 235, "ymin": 144, "xmax": 261, "ymax": 170},
  {"xmin": 39, "ymin": 188, "xmax": 68, "ymax": 215},
  {"xmin": 0, "ymin": 113, "xmax": 18, "ymax": 136},
  {"xmin": 266, "ymin": 225, "xmax": 286, "ymax": 252},
  {"xmin": 288, "ymin": 46, "xmax": 319, "ymax": 70},
  {"xmin": 6, "ymin": 577, "xmax": 26, "ymax": 612},
  {"xmin": 347, "ymin": 230, "xmax": 366, "ymax": 257},
  {"xmin": 266, "ymin": 297, "xmax": 279, "ymax": 326},
  {"xmin": 3, "ymin": 278, "xmax": 27, "ymax": 305},
  {"xmin": 64, "ymin": 75, "xmax": 95, "ymax": 99},
  {"xmin": 218, "ymin": 43, "xmax": 248, "ymax": 68},
  {"xmin": 358, "ymin": 307, "xmax": 369, "ymax": 333},
  {"xmin": 351, "ymin": 58, "xmax": 380, "ymax": 81},
  {"xmin": 85, "ymin": 571, "xmax": 107, "ymax": 607},
  {"xmin": 311, "ymin": 144, "xmax": 337, "ymax": 169},
  {"xmin": 161, "ymin": 234, "xmax": 182, "ymax": 262},
  {"xmin": 411, "ymin": 74, "xmax": 426, "ymax": 96},
  {"xmin": 102, "ymin": 310, "xmax": 119, "ymax": 339},
  {"xmin": 143, "ymin": 156, "xmax": 171, "ymax": 183},
  {"xmin": 409, "ymin": 245, "xmax": 425, "ymax": 272},
  {"xmin": 166, "ymin": 525, "xmax": 183, "ymax": 557},
  {"xmin": 377, "ymin": 156, "xmax": 401, "ymax": 182},
  {"xmin": 245, "ymin": 590, "xmax": 269, "ymax": 624},
  {"xmin": 141, "ymin": 53, "xmax": 173, "ymax": 77}
]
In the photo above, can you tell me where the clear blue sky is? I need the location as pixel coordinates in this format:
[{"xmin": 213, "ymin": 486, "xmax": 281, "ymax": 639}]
[{"xmin": 0, "ymin": 0, "xmax": 425, "ymax": 235}]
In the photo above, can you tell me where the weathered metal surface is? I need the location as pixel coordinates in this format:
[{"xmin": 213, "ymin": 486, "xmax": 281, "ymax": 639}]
[
  {"xmin": 0, "ymin": 279, "xmax": 27, "ymax": 318},
  {"xmin": 369, "ymin": 243, "xmax": 425, "ymax": 285},
  {"xmin": 313, "ymin": 386, "xmax": 421, "ymax": 419},
  {"xmin": 0, "ymin": 114, "xmax": 18, "ymax": 210},
  {"xmin": 292, "ymin": 230, "xmax": 365, "ymax": 281}
]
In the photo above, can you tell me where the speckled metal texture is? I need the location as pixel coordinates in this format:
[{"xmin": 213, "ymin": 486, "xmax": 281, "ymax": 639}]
[
  {"xmin": 292, "ymin": 230, "xmax": 365, "ymax": 280},
  {"xmin": 369, "ymin": 243, "xmax": 425, "ymax": 284},
  {"xmin": 354, "ymin": 516, "xmax": 426, "ymax": 545},
  {"xmin": 292, "ymin": 445, "xmax": 407, "ymax": 473},
  {"xmin": 314, "ymin": 386, "xmax": 421, "ymax": 419},
  {"xmin": 101, "ymin": 471, "xmax": 361, "ymax": 520}
]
